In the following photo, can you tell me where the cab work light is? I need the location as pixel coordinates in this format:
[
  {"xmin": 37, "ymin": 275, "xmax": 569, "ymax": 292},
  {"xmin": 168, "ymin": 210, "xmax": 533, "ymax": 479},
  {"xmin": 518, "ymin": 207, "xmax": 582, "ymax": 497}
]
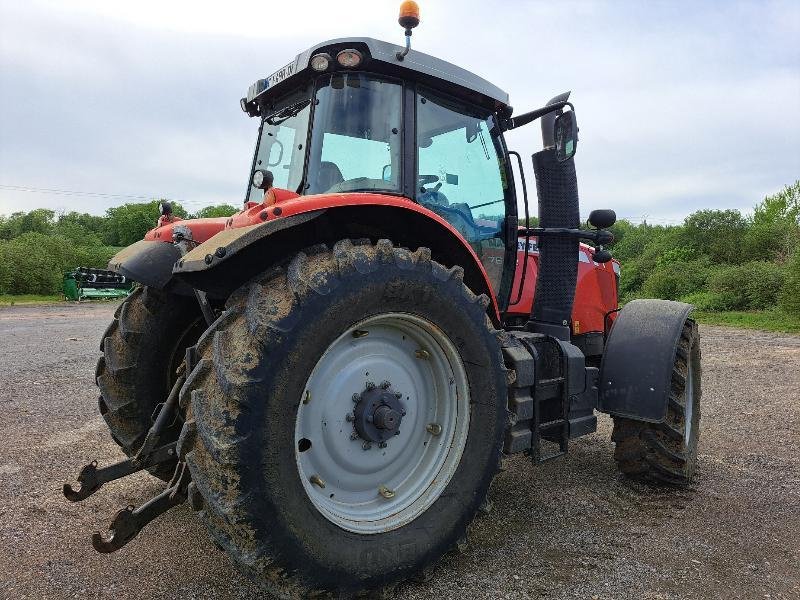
[
  {"xmin": 336, "ymin": 49, "xmax": 363, "ymax": 68},
  {"xmin": 310, "ymin": 53, "xmax": 332, "ymax": 72}
]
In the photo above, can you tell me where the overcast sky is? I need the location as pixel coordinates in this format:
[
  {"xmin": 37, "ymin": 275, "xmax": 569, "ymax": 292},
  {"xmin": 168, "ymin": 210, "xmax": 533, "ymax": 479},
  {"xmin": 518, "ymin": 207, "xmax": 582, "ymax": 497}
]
[{"xmin": 1, "ymin": 0, "xmax": 798, "ymax": 223}]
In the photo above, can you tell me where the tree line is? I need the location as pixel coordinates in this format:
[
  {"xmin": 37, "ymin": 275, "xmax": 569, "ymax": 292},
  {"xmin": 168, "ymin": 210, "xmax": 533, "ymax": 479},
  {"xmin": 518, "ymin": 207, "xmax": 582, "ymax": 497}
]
[
  {"xmin": 1, "ymin": 183, "xmax": 798, "ymax": 318},
  {"xmin": 609, "ymin": 181, "xmax": 799, "ymax": 316},
  {"xmin": 0, "ymin": 201, "xmax": 237, "ymax": 295}
]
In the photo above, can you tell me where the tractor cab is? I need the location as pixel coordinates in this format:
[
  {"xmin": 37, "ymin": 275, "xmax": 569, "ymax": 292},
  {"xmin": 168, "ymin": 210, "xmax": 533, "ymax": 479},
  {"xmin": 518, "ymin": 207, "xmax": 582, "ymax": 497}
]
[{"xmin": 240, "ymin": 37, "xmax": 516, "ymax": 298}]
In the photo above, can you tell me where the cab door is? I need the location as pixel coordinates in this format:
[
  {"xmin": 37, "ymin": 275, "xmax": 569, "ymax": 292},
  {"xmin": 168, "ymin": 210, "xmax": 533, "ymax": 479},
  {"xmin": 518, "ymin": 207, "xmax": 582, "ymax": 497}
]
[{"xmin": 415, "ymin": 88, "xmax": 515, "ymax": 302}]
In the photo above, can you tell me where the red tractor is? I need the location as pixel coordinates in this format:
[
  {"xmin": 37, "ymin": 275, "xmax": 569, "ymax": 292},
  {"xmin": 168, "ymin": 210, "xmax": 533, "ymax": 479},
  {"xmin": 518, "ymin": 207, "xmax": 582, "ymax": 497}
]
[{"xmin": 66, "ymin": 5, "xmax": 701, "ymax": 597}]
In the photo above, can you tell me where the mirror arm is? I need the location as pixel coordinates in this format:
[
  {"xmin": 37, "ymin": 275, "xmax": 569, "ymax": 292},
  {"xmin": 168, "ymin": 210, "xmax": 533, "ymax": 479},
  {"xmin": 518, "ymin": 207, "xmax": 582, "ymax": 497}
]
[
  {"xmin": 520, "ymin": 227, "xmax": 613, "ymax": 245},
  {"xmin": 502, "ymin": 101, "xmax": 572, "ymax": 131}
]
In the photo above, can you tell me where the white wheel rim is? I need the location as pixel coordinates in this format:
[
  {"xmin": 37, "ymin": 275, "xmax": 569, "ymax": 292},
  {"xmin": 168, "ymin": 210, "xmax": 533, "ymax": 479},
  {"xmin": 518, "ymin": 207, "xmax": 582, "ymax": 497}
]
[
  {"xmin": 684, "ymin": 352, "xmax": 694, "ymax": 444},
  {"xmin": 294, "ymin": 312, "xmax": 470, "ymax": 534}
]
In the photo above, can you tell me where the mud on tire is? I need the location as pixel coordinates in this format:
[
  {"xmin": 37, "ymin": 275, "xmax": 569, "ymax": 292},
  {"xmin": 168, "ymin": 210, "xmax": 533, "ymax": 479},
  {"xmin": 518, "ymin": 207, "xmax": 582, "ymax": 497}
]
[
  {"xmin": 611, "ymin": 320, "xmax": 701, "ymax": 486},
  {"xmin": 96, "ymin": 286, "xmax": 204, "ymax": 480},
  {"xmin": 176, "ymin": 239, "xmax": 509, "ymax": 597}
]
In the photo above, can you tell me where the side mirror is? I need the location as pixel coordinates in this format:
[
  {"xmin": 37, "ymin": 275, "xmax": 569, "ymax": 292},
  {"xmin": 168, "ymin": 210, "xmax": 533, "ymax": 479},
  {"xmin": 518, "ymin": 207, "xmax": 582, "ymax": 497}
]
[
  {"xmin": 554, "ymin": 111, "xmax": 578, "ymax": 162},
  {"xmin": 252, "ymin": 169, "xmax": 274, "ymax": 191}
]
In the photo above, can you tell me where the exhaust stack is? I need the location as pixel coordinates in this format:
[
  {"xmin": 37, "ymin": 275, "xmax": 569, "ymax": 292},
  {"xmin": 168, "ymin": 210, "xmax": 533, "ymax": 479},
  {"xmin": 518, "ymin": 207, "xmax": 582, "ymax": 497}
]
[{"xmin": 528, "ymin": 94, "xmax": 580, "ymax": 340}]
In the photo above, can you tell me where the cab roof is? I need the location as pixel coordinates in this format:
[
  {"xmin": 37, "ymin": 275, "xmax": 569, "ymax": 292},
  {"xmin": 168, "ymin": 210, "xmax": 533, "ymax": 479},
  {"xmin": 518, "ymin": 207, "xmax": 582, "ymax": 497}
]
[{"xmin": 243, "ymin": 37, "xmax": 510, "ymax": 115}]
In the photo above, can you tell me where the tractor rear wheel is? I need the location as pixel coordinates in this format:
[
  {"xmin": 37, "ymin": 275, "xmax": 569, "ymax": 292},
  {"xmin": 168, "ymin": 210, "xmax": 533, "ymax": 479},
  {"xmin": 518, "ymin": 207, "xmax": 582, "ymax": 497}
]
[
  {"xmin": 176, "ymin": 239, "xmax": 508, "ymax": 596},
  {"xmin": 611, "ymin": 320, "xmax": 701, "ymax": 485},
  {"xmin": 96, "ymin": 286, "xmax": 205, "ymax": 480}
]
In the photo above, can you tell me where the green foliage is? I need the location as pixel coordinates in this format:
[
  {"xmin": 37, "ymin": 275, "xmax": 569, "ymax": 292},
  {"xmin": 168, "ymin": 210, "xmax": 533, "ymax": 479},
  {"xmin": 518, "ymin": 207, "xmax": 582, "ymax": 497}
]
[
  {"xmin": 192, "ymin": 204, "xmax": 238, "ymax": 219},
  {"xmin": 640, "ymin": 258, "xmax": 715, "ymax": 301},
  {"xmin": 103, "ymin": 200, "xmax": 187, "ymax": 246},
  {"xmin": 778, "ymin": 250, "xmax": 800, "ymax": 317},
  {"xmin": 706, "ymin": 261, "xmax": 786, "ymax": 310},
  {"xmin": 681, "ymin": 209, "xmax": 749, "ymax": 264},
  {"xmin": 0, "ymin": 200, "xmax": 225, "ymax": 295}
]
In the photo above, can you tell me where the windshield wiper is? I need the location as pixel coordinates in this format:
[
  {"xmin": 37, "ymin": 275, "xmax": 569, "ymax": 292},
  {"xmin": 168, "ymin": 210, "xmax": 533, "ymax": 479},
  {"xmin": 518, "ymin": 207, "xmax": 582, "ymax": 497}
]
[{"xmin": 266, "ymin": 99, "xmax": 310, "ymax": 125}]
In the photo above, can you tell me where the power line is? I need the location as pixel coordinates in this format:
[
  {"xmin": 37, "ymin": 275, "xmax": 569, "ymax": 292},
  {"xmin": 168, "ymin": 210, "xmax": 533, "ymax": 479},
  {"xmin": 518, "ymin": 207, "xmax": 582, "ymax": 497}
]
[{"xmin": 0, "ymin": 184, "xmax": 211, "ymax": 206}]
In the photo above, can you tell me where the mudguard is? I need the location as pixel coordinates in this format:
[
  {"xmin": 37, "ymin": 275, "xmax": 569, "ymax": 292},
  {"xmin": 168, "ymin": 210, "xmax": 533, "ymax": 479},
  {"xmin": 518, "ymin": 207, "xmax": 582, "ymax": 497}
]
[
  {"xmin": 174, "ymin": 210, "xmax": 324, "ymax": 274},
  {"xmin": 108, "ymin": 240, "xmax": 184, "ymax": 292},
  {"xmin": 598, "ymin": 299, "xmax": 693, "ymax": 422}
]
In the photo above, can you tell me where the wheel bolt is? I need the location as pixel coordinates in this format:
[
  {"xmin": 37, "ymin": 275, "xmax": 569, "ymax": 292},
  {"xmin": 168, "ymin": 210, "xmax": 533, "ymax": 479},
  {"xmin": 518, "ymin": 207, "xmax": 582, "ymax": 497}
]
[
  {"xmin": 400, "ymin": 409, "xmax": 406, "ymax": 416},
  {"xmin": 395, "ymin": 392, "xmax": 403, "ymax": 399},
  {"xmin": 310, "ymin": 474, "xmax": 326, "ymax": 489},
  {"xmin": 395, "ymin": 430, "xmax": 400, "ymax": 436},
  {"xmin": 352, "ymin": 393, "xmax": 360, "ymax": 403},
  {"xmin": 366, "ymin": 381, "xmax": 376, "ymax": 390},
  {"xmin": 415, "ymin": 349, "xmax": 430, "ymax": 360},
  {"xmin": 350, "ymin": 432, "xmax": 358, "ymax": 441},
  {"xmin": 345, "ymin": 413, "xmax": 355, "ymax": 422},
  {"xmin": 380, "ymin": 380, "xmax": 391, "ymax": 389},
  {"xmin": 362, "ymin": 441, "xmax": 372, "ymax": 450},
  {"xmin": 426, "ymin": 423, "xmax": 442, "ymax": 436},
  {"xmin": 379, "ymin": 441, "xmax": 387, "ymax": 449}
]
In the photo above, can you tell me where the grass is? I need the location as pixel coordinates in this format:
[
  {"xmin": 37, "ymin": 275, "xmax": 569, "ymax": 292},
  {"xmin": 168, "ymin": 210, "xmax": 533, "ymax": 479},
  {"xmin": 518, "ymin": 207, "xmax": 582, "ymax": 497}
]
[
  {"xmin": 692, "ymin": 309, "xmax": 800, "ymax": 334},
  {"xmin": 0, "ymin": 294, "xmax": 63, "ymax": 306}
]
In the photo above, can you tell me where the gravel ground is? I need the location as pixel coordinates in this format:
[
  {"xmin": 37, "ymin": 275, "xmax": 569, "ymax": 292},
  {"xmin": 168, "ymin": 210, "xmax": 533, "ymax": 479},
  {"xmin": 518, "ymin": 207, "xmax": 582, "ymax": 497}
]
[{"xmin": 0, "ymin": 302, "xmax": 798, "ymax": 599}]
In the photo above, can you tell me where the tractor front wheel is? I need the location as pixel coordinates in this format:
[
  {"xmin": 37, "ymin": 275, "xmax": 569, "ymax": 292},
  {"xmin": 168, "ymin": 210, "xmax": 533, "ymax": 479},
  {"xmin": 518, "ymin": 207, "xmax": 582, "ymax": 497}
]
[
  {"xmin": 611, "ymin": 320, "xmax": 701, "ymax": 485},
  {"xmin": 176, "ymin": 239, "xmax": 508, "ymax": 596}
]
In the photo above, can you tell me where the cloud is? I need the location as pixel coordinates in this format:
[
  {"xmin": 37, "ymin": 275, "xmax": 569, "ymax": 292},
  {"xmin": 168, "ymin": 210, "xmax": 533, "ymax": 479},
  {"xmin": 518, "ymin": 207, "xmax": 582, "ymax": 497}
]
[{"xmin": 1, "ymin": 0, "xmax": 798, "ymax": 219}]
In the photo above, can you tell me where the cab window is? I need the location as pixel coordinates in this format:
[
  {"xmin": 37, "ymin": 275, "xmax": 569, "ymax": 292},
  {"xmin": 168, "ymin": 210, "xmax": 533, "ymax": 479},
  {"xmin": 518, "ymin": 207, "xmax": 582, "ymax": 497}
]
[{"xmin": 416, "ymin": 89, "xmax": 508, "ymax": 293}]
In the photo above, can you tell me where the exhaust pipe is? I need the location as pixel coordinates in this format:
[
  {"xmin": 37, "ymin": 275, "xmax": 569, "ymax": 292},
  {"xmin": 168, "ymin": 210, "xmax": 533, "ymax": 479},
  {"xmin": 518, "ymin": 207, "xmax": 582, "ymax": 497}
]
[{"xmin": 528, "ymin": 94, "xmax": 580, "ymax": 340}]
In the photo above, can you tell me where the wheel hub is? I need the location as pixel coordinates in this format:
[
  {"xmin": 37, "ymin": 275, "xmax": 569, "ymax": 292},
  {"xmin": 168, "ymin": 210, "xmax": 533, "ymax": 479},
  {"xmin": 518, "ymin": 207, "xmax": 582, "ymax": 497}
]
[{"xmin": 352, "ymin": 382, "xmax": 406, "ymax": 444}]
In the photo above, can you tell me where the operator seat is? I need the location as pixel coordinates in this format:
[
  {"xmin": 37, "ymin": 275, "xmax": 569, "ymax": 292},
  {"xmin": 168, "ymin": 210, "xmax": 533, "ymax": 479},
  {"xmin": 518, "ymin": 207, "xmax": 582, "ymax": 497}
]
[{"xmin": 314, "ymin": 161, "xmax": 345, "ymax": 193}]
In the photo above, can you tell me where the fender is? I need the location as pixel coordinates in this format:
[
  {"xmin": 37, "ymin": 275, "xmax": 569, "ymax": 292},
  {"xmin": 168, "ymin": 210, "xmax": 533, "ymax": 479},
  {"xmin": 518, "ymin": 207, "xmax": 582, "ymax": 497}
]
[
  {"xmin": 173, "ymin": 192, "xmax": 502, "ymax": 320},
  {"xmin": 598, "ymin": 299, "xmax": 693, "ymax": 422},
  {"xmin": 108, "ymin": 217, "xmax": 228, "ymax": 294}
]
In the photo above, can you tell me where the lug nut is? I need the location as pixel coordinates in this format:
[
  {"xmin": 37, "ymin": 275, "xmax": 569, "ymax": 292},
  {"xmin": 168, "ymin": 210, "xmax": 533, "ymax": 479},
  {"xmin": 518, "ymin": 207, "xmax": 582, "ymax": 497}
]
[
  {"xmin": 362, "ymin": 441, "xmax": 372, "ymax": 451},
  {"xmin": 380, "ymin": 380, "xmax": 391, "ymax": 389},
  {"xmin": 366, "ymin": 381, "xmax": 376, "ymax": 390},
  {"xmin": 379, "ymin": 441, "xmax": 387, "ymax": 449},
  {"xmin": 400, "ymin": 409, "xmax": 406, "ymax": 416},
  {"xmin": 352, "ymin": 393, "xmax": 360, "ymax": 403},
  {"xmin": 426, "ymin": 423, "xmax": 442, "ymax": 436},
  {"xmin": 378, "ymin": 485, "xmax": 395, "ymax": 499},
  {"xmin": 345, "ymin": 413, "xmax": 355, "ymax": 422},
  {"xmin": 395, "ymin": 392, "xmax": 403, "ymax": 399},
  {"xmin": 350, "ymin": 432, "xmax": 359, "ymax": 440}
]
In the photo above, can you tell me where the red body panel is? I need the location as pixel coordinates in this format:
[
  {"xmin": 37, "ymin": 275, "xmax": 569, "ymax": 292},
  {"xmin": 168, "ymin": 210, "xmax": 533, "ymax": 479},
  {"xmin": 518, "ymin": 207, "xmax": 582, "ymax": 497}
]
[
  {"xmin": 144, "ymin": 217, "xmax": 228, "ymax": 243},
  {"xmin": 143, "ymin": 190, "xmax": 618, "ymax": 329},
  {"xmin": 506, "ymin": 238, "xmax": 619, "ymax": 333}
]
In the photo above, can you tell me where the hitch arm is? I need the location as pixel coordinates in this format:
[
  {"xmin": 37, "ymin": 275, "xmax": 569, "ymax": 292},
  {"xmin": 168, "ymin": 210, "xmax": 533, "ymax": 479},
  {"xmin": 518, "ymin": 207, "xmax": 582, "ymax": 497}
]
[
  {"xmin": 92, "ymin": 461, "xmax": 190, "ymax": 553},
  {"xmin": 63, "ymin": 442, "xmax": 176, "ymax": 502}
]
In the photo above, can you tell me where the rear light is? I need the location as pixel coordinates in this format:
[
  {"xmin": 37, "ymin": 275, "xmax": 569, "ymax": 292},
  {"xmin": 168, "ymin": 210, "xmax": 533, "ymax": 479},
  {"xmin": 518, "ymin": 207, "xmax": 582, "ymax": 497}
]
[
  {"xmin": 310, "ymin": 53, "xmax": 332, "ymax": 72},
  {"xmin": 336, "ymin": 49, "xmax": 363, "ymax": 68}
]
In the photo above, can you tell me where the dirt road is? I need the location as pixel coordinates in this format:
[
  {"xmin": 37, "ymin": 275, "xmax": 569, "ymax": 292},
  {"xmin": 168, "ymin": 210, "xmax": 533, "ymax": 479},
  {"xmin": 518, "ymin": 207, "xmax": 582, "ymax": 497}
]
[{"xmin": 1, "ymin": 302, "xmax": 798, "ymax": 599}]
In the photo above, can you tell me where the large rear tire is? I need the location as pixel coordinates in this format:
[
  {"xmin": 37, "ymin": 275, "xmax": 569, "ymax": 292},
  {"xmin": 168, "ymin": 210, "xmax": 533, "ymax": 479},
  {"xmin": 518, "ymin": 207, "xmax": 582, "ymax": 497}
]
[
  {"xmin": 177, "ymin": 239, "xmax": 508, "ymax": 596},
  {"xmin": 96, "ymin": 286, "xmax": 204, "ymax": 480},
  {"xmin": 611, "ymin": 320, "xmax": 701, "ymax": 485}
]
